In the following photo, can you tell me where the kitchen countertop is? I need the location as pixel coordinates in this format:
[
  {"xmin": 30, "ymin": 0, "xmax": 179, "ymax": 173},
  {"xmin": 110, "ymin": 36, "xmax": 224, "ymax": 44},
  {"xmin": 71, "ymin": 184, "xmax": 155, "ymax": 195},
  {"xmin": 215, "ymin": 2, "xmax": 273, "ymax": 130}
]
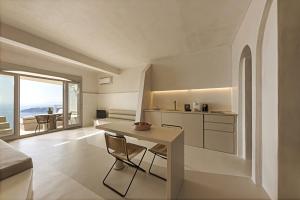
[{"xmin": 144, "ymin": 109, "xmax": 237, "ymax": 116}]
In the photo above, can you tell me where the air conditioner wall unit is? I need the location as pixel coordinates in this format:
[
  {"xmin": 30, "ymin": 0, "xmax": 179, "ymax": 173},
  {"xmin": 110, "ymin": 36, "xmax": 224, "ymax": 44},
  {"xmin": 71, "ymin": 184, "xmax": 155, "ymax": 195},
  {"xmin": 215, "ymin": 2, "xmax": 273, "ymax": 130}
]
[{"xmin": 98, "ymin": 77, "xmax": 112, "ymax": 85}]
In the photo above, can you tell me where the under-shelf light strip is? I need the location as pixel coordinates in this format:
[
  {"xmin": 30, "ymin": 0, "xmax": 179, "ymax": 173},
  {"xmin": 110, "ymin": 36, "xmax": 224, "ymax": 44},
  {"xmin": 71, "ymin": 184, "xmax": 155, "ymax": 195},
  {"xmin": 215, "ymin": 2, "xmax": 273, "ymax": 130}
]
[{"xmin": 152, "ymin": 87, "xmax": 232, "ymax": 94}]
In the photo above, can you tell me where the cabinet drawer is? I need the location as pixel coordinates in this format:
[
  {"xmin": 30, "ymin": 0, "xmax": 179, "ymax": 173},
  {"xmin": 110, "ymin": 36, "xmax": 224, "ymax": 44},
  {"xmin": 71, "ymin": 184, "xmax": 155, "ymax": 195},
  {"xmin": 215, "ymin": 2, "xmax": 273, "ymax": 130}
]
[
  {"xmin": 161, "ymin": 112, "xmax": 183, "ymax": 127},
  {"xmin": 204, "ymin": 122, "xmax": 234, "ymax": 133},
  {"xmin": 204, "ymin": 130, "xmax": 234, "ymax": 153},
  {"xmin": 204, "ymin": 115, "xmax": 234, "ymax": 124}
]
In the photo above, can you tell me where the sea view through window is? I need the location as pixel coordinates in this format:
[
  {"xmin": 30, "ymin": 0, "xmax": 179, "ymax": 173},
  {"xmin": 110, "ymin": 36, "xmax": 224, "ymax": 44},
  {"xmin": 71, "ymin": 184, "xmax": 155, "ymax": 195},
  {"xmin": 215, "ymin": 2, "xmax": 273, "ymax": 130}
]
[{"xmin": 20, "ymin": 77, "xmax": 63, "ymax": 117}]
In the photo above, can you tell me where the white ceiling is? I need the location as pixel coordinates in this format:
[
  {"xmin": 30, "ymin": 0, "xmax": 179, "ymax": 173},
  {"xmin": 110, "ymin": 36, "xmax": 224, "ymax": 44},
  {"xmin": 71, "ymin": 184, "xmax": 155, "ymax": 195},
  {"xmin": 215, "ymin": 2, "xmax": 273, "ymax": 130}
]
[
  {"xmin": 0, "ymin": 42, "xmax": 108, "ymax": 77},
  {"xmin": 0, "ymin": 0, "xmax": 251, "ymax": 69}
]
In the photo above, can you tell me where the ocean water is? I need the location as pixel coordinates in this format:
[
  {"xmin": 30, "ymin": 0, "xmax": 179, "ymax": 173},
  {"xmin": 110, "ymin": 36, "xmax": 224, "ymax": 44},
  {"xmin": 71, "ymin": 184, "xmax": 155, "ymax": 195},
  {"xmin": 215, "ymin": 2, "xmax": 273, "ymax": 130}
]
[
  {"xmin": 0, "ymin": 104, "xmax": 14, "ymax": 128},
  {"xmin": 0, "ymin": 104, "xmax": 63, "ymax": 128}
]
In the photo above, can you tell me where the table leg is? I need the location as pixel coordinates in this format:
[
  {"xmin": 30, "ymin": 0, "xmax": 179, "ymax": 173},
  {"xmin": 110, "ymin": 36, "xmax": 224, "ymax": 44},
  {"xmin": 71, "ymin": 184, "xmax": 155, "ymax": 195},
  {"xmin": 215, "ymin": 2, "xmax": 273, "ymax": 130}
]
[{"xmin": 166, "ymin": 133, "xmax": 184, "ymax": 199}]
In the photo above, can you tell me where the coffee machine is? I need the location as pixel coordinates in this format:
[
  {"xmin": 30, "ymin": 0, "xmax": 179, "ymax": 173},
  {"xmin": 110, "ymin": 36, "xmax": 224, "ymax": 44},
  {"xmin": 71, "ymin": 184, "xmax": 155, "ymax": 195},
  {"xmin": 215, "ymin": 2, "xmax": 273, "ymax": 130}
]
[{"xmin": 202, "ymin": 104, "xmax": 209, "ymax": 112}]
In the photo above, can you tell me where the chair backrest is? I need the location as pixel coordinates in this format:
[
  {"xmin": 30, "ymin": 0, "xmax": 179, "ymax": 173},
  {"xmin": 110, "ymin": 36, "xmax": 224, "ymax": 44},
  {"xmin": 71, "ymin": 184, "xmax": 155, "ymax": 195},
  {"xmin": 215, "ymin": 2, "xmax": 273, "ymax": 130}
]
[
  {"xmin": 35, "ymin": 115, "xmax": 49, "ymax": 124},
  {"xmin": 56, "ymin": 114, "xmax": 63, "ymax": 121},
  {"xmin": 104, "ymin": 133, "xmax": 127, "ymax": 155}
]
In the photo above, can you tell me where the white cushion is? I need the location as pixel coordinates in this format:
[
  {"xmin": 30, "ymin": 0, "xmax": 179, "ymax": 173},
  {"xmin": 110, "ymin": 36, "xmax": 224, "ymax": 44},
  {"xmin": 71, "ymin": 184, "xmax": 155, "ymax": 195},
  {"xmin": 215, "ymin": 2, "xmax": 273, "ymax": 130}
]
[
  {"xmin": 108, "ymin": 109, "xmax": 136, "ymax": 121},
  {"xmin": 108, "ymin": 109, "xmax": 136, "ymax": 116}
]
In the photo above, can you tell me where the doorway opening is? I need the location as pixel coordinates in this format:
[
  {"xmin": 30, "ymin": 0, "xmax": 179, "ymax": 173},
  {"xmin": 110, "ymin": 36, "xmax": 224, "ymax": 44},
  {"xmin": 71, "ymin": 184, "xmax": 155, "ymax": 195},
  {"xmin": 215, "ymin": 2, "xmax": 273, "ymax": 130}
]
[
  {"xmin": 20, "ymin": 76, "xmax": 64, "ymax": 136},
  {"xmin": 0, "ymin": 69, "xmax": 82, "ymax": 140},
  {"xmin": 238, "ymin": 45, "xmax": 252, "ymax": 162}
]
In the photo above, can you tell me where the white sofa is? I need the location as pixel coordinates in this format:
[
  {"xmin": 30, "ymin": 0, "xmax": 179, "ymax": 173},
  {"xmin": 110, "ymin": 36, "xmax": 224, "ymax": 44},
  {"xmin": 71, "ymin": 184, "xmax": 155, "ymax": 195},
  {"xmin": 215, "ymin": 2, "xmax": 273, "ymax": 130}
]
[
  {"xmin": 0, "ymin": 139, "xmax": 33, "ymax": 200},
  {"xmin": 0, "ymin": 169, "xmax": 33, "ymax": 200}
]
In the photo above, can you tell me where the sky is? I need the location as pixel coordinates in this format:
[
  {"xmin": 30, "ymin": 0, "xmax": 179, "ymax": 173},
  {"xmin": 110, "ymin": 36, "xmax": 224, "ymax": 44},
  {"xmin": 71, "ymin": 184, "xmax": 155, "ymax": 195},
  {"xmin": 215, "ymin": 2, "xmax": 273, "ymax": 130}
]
[
  {"xmin": 0, "ymin": 75, "xmax": 14, "ymax": 105},
  {"xmin": 0, "ymin": 75, "xmax": 15, "ymax": 126},
  {"xmin": 20, "ymin": 79, "xmax": 63, "ymax": 108}
]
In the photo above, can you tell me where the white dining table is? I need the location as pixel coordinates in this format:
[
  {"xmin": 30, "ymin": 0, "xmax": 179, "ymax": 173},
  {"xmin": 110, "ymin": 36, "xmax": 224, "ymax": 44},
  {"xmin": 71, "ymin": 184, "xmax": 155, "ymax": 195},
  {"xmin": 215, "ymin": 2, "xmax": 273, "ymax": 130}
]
[{"xmin": 96, "ymin": 121, "xmax": 184, "ymax": 199}]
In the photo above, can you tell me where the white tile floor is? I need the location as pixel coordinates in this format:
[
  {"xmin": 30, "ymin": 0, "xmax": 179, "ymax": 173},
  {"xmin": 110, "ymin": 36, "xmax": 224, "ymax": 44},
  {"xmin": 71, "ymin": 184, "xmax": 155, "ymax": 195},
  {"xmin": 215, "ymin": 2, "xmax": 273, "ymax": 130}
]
[{"xmin": 9, "ymin": 127, "xmax": 269, "ymax": 200}]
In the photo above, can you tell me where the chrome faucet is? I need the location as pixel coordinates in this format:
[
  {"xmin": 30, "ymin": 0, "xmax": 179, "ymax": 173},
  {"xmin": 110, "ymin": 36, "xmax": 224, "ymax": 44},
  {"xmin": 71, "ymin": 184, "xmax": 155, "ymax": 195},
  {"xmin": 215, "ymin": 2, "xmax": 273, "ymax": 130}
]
[{"xmin": 174, "ymin": 100, "xmax": 177, "ymax": 111}]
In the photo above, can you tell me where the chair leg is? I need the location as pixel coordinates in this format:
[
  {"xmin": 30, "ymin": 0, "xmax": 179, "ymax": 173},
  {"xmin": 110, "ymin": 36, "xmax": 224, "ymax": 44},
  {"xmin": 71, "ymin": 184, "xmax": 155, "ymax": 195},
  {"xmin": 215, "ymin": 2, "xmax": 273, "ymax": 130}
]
[
  {"xmin": 124, "ymin": 149, "xmax": 147, "ymax": 195},
  {"xmin": 149, "ymin": 153, "xmax": 156, "ymax": 173},
  {"xmin": 149, "ymin": 153, "xmax": 167, "ymax": 181},
  {"xmin": 103, "ymin": 149, "xmax": 147, "ymax": 197},
  {"xmin": 35, "ymin": 125, "xmax": 38, "ymax": 134},
  {"xmin": 124, "ymin": 160, "xmax": 146, "ymax": 172},
  {"xmin": 102, "ymin": 159, "xmax": 118, "ymax": 188}
]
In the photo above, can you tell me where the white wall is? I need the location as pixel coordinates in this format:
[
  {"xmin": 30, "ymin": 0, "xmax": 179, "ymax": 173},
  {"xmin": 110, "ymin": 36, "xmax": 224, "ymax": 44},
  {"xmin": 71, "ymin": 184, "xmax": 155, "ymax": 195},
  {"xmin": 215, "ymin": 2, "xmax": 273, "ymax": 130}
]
[
  {"xmin": 82, "ymin": 93, "xmax": 98, "ymax": 126},
  {"xmin": 261, "ymin": 1, "xmax": 278, "ymax": 199},
  {"xmin": 98, "ymin": 45, "xmax": 234, "ymax": 113},
  {"xmin": 0, "ymin": 45, "xmax": 99, "ymax": 126},
  {"xmin": 97, "ymin": 67, "xmax": 143, "ymax": 111},
  {"xmin": 152, "ymin": 45, "xmax": 232, "ymax": 91},
  {"xmin": 232, "ymin": 0, "xmax": 266, "ymax": 186},
  {"xmin": 136, "ymin": 65, "xmax": 152, "ymax": 121},
  {"xmin": 232, "ymin": 0, "xmax": 267, "ymax": 113},
  {"xmin": 149, "ymin": 45, "xmax": 233, "ymax": 112},
  {"xmin": 278, "ymin": 0, "xmax": 300, "ymax": 198},
  {"xmin": 232, "ymin": 0, "xmax": 278, "ymax": 199},
  {"xmin": 98, "ymin": 92, "xmax": 139, "ymax": 111},
  {"xmin": 98, "ymin": 67, "xmax": 143, "ymax": 93}
]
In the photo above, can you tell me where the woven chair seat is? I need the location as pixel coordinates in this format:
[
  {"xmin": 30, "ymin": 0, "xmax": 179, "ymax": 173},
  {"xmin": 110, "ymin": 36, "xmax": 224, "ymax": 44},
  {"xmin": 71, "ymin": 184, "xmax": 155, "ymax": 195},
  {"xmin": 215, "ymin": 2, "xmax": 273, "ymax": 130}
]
[
  {"xmin": 149, "ymin": 144, "xmax": 167, "ymax": 157},
  {"xmin": 112, "ymin": 143, "xmax": 146, "ymax": 160}
]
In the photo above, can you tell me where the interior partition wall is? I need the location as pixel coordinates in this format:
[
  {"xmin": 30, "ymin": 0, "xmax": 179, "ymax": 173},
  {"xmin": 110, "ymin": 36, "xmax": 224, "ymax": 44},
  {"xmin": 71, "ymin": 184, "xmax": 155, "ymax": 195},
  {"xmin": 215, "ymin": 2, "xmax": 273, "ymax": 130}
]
[{"xmin": 0, "ymin": 65, "xmax": 82, "ymax": 140}]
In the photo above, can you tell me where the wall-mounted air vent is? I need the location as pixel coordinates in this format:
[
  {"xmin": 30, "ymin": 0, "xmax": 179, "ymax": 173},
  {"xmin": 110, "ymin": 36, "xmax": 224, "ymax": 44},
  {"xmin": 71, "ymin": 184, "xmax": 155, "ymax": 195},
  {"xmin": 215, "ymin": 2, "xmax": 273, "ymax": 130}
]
[{"xmin": 98, "ymin": 77, "xmax": 112, "ymax": 85}]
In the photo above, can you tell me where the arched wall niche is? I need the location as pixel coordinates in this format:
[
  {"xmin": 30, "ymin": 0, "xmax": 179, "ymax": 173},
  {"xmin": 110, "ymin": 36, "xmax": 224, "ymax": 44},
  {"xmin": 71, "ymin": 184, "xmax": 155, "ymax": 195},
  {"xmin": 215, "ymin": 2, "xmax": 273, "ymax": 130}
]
[{"xmin": 238, "ymin": 45, "xmax": 253, "ymax": 161}]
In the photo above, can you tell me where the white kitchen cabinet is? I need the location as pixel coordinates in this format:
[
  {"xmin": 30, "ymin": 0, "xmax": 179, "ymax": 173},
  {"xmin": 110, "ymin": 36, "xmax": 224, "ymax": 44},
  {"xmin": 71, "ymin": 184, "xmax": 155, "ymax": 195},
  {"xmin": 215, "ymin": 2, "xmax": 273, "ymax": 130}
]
[
  {"xmin": 204, "ymin": 122, "xmax": 234, "ymax": 132},
  {"xmin": 204, "ymin": 115, "xmax": 235, "ymax": 124},
  {"xmin": 182, "ymin": 113, "xmax": 203, "ymax": 148},
  {"xmin": 144, "ymin": 111, "xmax": 161, "ymax": 126},
  {"xmin": 161, "ymin": 112, "xmax": 184, "ymax": 127},
  {"xmin": 204, "ymin": 114, "xmax": 236, "ymax": 154},
  {"xmin": 144, "ymin": 110, "xmax": 237, "ymax": 153},
  {"xmin": 161, "ymin": 112, "xmax": 204, "ymax": 148},
  {"xmin": 204, "ymin": 130, "xmax": 234, "ymax": 153}
]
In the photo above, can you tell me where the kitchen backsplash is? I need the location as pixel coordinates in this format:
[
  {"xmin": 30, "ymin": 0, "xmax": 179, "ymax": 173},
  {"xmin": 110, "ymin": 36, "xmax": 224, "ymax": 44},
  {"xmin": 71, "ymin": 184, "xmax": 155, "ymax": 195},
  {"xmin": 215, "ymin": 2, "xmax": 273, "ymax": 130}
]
[{"xmin": 150, "ymin": 88, "xmax": 232, "ymax": 112}]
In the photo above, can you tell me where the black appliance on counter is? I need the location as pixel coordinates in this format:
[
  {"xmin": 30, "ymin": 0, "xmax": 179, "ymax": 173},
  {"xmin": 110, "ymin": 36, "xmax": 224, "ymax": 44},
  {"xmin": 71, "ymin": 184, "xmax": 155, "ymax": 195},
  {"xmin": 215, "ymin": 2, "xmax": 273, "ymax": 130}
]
[
  {"xmin": 202, "ymin": 104, "xmax": 209, "ymax": 112},
  {"xmin": 96, "ymin": 110, "xmax": 107, "ymax": 119},
  {"xmin": 184, "ymin": 104, "xmax": 191, "ymax": 112}
]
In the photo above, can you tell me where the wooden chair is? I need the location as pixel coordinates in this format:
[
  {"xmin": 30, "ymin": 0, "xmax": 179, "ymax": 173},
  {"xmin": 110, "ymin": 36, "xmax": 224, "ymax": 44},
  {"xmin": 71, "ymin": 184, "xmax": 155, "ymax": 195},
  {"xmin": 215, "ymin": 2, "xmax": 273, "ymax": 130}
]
[
  {"xmin": 67, "ymin": 112, "xmax": 73, "ymax": 125},
  {"xmin": 55, "ymin": 113, "xmax": 64, "ymax": 128},
  {"xmin": 148, "ymin": 124, "xmax": 183, "ymax": 181},
  {"xmin": 35, "ymin": 115, "xmax": 50, "ymax": 133},
  {"xmin": 103, "ymin": 132, "xmax": 147, "ymax": 197},
  {"xmin": 56, "ymin": 114, "xmax": 63, "ymax": 122}
]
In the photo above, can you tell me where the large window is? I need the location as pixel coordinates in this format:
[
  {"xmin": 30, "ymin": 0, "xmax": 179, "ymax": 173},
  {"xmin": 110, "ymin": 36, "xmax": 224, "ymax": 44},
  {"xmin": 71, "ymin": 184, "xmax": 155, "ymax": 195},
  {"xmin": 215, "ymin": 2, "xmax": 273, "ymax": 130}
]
[
  {"xmin": 0, "ymin": 69, "xmax": 82, "ymax": 139},
  {"xmin": 0, "ymin": 74, "xmax": 14, "ymax": 137},
  {"xmin": 20, "ymin": 76, "xmax": 64, "ymax": 135}
]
